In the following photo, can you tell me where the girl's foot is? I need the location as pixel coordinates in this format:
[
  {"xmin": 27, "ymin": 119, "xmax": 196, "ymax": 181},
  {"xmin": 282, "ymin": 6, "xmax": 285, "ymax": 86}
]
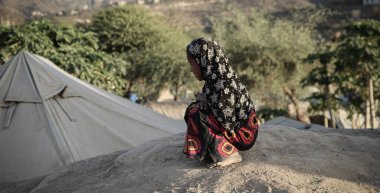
[{"xmin": 208, "ymin": 152, "xmax": 242, "ymax": 168}]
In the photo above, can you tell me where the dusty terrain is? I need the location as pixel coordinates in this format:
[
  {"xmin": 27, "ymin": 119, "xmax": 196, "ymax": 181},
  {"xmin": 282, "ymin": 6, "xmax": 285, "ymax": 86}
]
[{"xmin": 1, "ymin": 123, "xmax": 379, "ymax": 193}]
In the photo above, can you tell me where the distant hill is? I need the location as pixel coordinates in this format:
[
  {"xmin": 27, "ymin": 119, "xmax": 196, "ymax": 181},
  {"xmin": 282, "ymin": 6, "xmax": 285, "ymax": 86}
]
[
  {"xmin": 0, "ymin": 0, "xmax": 89, "ymax": 24},
  {"xmin": 148, "ymin": 0, "xmax": 380, "ymax": 36},
  {"xmin": 0, "ymin": 0, "xmax": 379, "ymax": 30}
]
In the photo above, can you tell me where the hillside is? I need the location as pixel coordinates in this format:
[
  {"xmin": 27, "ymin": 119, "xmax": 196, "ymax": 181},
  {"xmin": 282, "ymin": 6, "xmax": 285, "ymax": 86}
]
[
  {"xmin": 1, "ymin": 0, "xmax": 379, "ymax": 29},
  {"xmin": 1, "ymin": 121, "xmax": 379, "ymax": 192}
]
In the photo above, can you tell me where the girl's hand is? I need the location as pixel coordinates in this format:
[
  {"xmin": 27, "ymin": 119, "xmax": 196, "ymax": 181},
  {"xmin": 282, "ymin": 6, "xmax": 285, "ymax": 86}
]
[
  {"xmin": 197, "ymin": 101, "xmax": 208, "ymax": 110},
  {"xmin": 196, "ymin": 93, "xmax": 208, "ymax": 110},
  {"xmin": 196, "ymin": 93, "xmax": 207, "ymax": 102}
]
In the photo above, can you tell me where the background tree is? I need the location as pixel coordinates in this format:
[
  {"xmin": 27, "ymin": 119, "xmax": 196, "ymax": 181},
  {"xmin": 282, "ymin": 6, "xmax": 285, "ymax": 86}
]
[
  {"xmin": 208, "ymin": 7, "xmax": 319, "ymax": 111},
  {"xmin": 89, "ymin": 6, "xmax": 192, "ymax": 100},
  {"xmin": 0, "ymin": 19, "xmax": 127, "ymax": 95},
  {"xmin": 301, "ymin": 48, "xmax": 340, "ymax": 127},
  {"xmin": 334, "ymin": 19, "xmax": 380, "ymax": 129}
]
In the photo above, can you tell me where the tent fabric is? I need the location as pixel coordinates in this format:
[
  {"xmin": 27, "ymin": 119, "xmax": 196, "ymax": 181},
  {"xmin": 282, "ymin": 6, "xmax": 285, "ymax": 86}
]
[
  {"xmin": 0, "ymin": 52, "xmax": 185, "ymax": 182},
  {"xmin": 1, "ymin": 54, "xmax": 66, "ymax": 103},
  {"xmin": 264, "ymin": 116, "xmax": 310, "ymax": 130},
  {"xmin": 264, "ymin": 116, "xmax": 330, "ymax": 130}
]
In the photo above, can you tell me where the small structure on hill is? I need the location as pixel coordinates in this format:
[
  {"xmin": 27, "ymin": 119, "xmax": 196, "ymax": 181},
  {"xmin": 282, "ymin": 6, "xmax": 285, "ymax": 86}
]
[{"xmin": 363, "ymin": 0, "xmax": 380, "ymax": 5}]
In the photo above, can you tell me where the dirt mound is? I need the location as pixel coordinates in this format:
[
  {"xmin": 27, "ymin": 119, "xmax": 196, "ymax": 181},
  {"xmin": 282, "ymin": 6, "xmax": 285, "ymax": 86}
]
[{"xmin": 1, "ymin": 124, "xmax": 379, "ymax": 192}]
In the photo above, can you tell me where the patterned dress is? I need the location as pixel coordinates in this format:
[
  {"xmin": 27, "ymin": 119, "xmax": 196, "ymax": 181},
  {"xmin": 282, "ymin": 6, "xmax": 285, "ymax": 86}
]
[
  {"xmin": 184, "ymin": 102, "xmax": 259, "ymax": 162},
  {"xmin": 183, "ymin": 38, "xmax": 259, "ymax": 162}
]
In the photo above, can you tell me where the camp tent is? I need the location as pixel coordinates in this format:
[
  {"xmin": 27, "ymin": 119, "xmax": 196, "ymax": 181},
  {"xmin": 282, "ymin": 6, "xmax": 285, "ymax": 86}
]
[
  {"xmin": 0, "ymin": 52, "xmax": 185, "ymax": 182},
  {"xmin": 264, "ymin": 116, "xmax": 310, "ymax": 129},
  {"xmin": 265, "ymin": 116, "xmax": 330, "ymax": 130}
]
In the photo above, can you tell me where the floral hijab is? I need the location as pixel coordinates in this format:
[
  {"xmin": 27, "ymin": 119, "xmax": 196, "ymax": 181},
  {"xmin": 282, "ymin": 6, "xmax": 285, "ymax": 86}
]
[{"xmin": 187, "ymin": 38, "xmax": 255, "ymax": 131}]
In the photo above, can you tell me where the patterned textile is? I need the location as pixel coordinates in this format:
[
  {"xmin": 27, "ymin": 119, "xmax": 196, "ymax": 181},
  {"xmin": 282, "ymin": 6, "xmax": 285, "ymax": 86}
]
[
  {"xmin": 183, "ymin": 102, "xmax": 259, "ymax": 162},
  {"xmin": 186, "ymin": 38, "xmax": 255, "ymax": 131}
]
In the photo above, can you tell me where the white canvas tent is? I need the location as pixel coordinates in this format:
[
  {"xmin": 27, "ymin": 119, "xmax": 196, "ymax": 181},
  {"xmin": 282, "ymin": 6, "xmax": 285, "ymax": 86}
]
[{"xmin": 0, "ymin": 52, "xmax": 185, "ymax": 182}]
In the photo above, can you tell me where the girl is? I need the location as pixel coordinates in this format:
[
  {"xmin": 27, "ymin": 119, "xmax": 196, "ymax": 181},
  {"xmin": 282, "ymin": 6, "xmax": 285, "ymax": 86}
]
[{"xmin": 183, "ymin": 38, "xmax": 259, "ymax": 168}]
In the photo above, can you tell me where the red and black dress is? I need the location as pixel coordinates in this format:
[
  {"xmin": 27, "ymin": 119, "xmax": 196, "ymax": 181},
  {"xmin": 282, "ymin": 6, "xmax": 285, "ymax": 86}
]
[{"xmin": 183, "ymin": 102, "xmax": 259, "ymax": 162}]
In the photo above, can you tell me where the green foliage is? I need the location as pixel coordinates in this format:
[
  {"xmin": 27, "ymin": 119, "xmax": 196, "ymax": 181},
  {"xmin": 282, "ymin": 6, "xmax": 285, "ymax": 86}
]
[
  {"xmin": 256, "ymin": 107, "xmax": 288, "ymax": 123},
  {"xmin": 47, "ymin": 46, "xmax": 126, "ymax": 94},
  {"xmin": 304, "ymin": 92, "xmax": 342, "ymax": 113},
  {"xmin": 302, "ymin": 51, "xmax": 335, "ymax": 86},
  {"xmin": 0, "ymin": 19, "xmax": 126, "ymax": 95},
  {"xmin": 89, "ymin": 6, "xmax": 192, "ymax": 100},
  {"xmin": 302, "ymin": 19, "xmax": 380, "ymax": 119},
  {"xmin": 209, "ymin": 7, "xmax": 319, "ymax": 108},
  {"xmin": 301, "ymin": 49, "xmax": 340, "ymax": 113},
  {"xmin": 0, "ymin": 20, "xmax": 53, "ymax": 61},
  {"xmin": 334, "ymin": 19, "xmax": 380, "ymax": 115},
  {"xmin": 335, "ymin": 19, "xmax": 380, "ymax": 78}
]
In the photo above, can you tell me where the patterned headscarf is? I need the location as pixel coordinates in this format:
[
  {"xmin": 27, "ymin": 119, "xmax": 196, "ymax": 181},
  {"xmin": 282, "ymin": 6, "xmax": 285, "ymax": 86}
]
[{"xmin": 186, "ymin": 38, "xmax": 255, "ymax": 131}]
